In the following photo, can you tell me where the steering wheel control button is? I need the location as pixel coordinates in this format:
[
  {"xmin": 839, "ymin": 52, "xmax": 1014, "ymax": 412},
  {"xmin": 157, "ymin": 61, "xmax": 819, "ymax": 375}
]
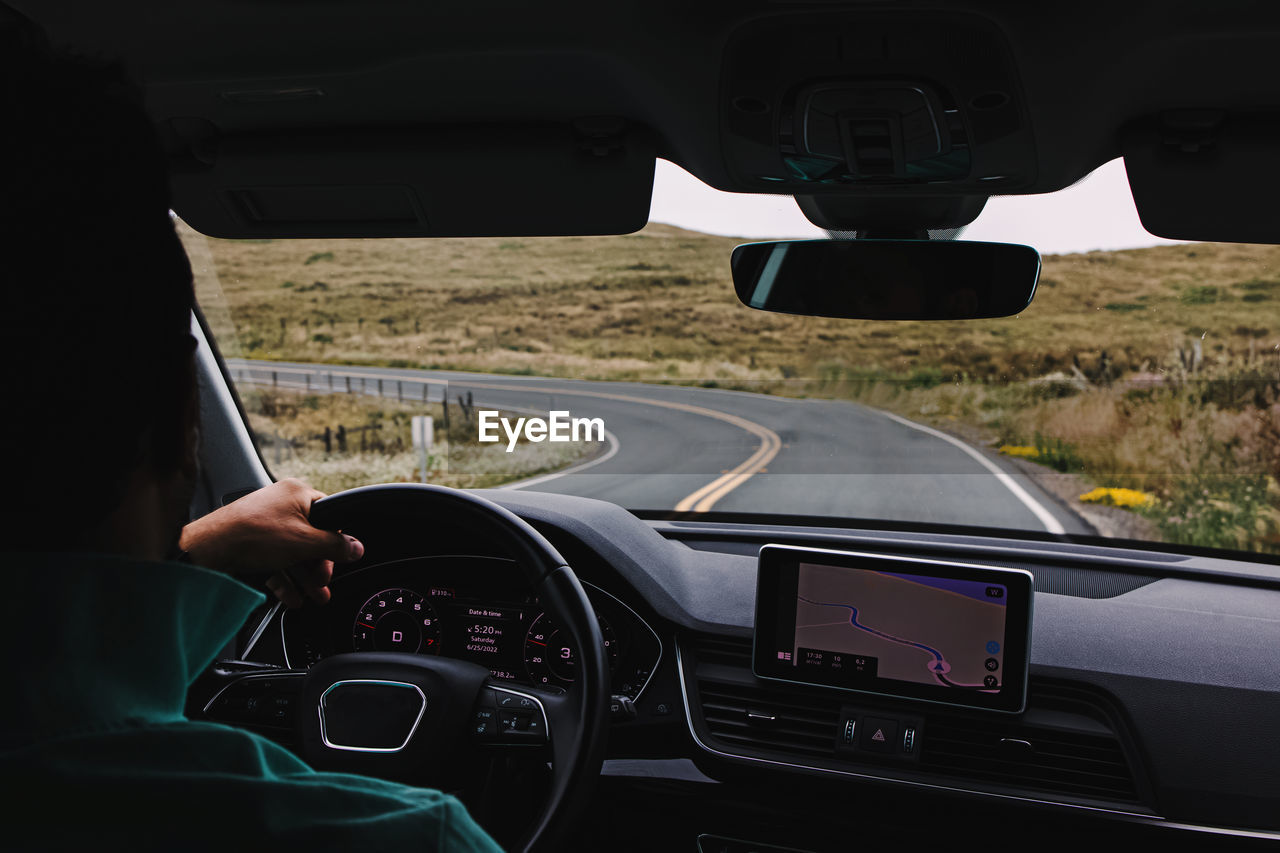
[
  {"xmin": 497, "ymin": 693, "xmax": 539, "ymax": 711},
  {"xmin": 484, "ymin": 686, "xmax": 549, "ymax": 744},
  {"xmin": 472, "ymin": 708, "xmax": 497, "ymax": 740},
  {"xmin": 204, "ymin": 674, "xmax": 305, "ymax": 730},
  {"xmin": 499, "ymin": 711, "xmax": 527, "ymax": 730},
  {"xmin": 319, "ymin": 680, "xmax": 426, "ymax": 753}
]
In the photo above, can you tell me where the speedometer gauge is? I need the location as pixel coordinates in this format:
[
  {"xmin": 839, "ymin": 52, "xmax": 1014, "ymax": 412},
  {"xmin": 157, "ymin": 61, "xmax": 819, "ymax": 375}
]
[
  {"xmin": 524, "ymin": 612, "xmax": 617, "ymax": 689},
  {"xmin": 352, "ymin": 588, "xmax": 442, "ymax": 655}
]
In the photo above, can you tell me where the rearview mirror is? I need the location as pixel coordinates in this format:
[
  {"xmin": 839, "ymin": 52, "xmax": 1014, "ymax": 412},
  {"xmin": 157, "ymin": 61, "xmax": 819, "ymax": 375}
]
[{"xmin": 731, "ymin": 239, "xmax": 1041, "ymax": 321}]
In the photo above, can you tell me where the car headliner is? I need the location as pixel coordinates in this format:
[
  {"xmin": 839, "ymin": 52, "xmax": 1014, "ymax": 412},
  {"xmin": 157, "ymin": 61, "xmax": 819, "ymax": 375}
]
[{"xmin": 9, "ymin": 2, "xmax": 1280, "ymax": 240}]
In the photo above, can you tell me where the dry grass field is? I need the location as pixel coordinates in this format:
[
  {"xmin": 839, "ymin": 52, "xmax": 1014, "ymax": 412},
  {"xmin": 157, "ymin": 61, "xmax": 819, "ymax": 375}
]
[{"xmin": 182, "ymin": 221, "xmax": 1280, "ymax": 553}]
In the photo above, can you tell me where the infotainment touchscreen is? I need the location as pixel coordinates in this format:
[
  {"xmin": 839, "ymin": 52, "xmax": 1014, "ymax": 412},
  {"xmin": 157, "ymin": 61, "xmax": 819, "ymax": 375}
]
[{"xmin": 753, "ymin": 545, "xmax": 1032, "ymax": 713}]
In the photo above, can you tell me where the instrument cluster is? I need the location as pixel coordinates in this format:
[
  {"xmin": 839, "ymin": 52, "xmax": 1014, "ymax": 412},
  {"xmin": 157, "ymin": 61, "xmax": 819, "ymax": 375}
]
[{"xmin": 282, "ymin": 555, "xmax": 661, "ymax": 700}]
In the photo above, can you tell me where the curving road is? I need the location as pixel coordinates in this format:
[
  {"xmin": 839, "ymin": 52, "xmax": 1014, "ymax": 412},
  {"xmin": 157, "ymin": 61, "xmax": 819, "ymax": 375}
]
[{"xmin": 225, "ymin": 358, "xmax": 1090, "ymax": 535}]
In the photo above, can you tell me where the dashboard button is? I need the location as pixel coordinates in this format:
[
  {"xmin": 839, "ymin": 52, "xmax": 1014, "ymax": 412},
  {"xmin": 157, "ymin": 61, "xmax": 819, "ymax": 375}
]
[
  {"xmin": 859, "ymin": 716, "xmax": 899, "ymax": 754},
  {"xmin": 841, "ymin": 718, "xmax": 856, "ymax": 745}
]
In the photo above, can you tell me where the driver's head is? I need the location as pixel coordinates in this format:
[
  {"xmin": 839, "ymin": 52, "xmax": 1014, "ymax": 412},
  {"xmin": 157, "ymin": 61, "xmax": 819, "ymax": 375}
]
[{"xmin": 1, "ymin": 21, "xmax": 199, "ymax": 553}]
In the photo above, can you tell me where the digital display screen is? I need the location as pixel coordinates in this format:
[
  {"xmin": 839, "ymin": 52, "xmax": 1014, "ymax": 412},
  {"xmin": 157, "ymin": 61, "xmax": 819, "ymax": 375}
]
[
  {"xmin": 440, "ymin": 601, "xmax": 528, "ymax": 682},
  {"xmin": 753, "ymin": 545, "xmax": 1032, "ymax": 713}
]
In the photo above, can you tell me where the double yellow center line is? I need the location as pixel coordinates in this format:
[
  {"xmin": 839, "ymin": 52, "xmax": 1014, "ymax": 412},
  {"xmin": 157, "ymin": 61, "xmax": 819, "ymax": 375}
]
[{"xmin": 470, "ymin": 382, "xmax": 782, "ymax": 512}]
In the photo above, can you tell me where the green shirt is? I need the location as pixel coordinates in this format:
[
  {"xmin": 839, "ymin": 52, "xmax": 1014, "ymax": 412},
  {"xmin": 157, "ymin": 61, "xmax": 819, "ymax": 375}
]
[{"xmin": 0, "ymin": 553, "xmax": 504, "ymax": 852}]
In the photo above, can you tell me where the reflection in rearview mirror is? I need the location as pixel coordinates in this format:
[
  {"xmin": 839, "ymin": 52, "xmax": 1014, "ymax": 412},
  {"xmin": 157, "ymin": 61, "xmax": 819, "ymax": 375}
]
[{"xmin": 731, "ymin": 239, "xmax": 1041, "ymax": 321}]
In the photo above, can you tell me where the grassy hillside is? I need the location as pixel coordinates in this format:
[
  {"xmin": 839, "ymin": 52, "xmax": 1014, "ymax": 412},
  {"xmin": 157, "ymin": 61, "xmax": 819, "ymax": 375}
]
[
  {"xmin": 186, "ymin": 222, "xmax": 1280, "ymax": 382},
  {"xmin": 182, "ymin": 221, "xmax": 1280, "ymax": 553}
]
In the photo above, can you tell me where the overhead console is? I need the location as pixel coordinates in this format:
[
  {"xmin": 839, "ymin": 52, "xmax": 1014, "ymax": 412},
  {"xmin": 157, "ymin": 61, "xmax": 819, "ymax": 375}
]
[{"xmin": 720, "ymin": 11, "xmax": 1038, "ymax": 197}]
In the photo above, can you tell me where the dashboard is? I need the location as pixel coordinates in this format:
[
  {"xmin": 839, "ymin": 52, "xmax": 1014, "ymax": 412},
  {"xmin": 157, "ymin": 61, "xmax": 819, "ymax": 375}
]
[{"xmin": 234, "ymin": 488, "xmax": 1280, "ymax": 850}]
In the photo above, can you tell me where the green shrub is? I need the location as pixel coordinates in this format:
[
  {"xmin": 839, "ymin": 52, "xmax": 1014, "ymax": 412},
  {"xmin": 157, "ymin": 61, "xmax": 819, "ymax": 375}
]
[
  {"xmin": 1236, "ymin": 279, "xmax": 1279, "ymax": 292},
  {"xmin": 1181, "ymin": 285, "xmax": 1220, "ymax": 305},
  {"xmin": 1033, "ymin": 433, "xmax": 1085, "ymax": 473},
  {"xmin": 304, "ymin": 251, "xmax": 335, "ymax": 265},
  {"xmin": 1150, "ymin": 474, "xmax": 1279, "ymax": 553},
  {"xmin": 904, "ymin": 367, "xmax": 943, "ymax": 390}
]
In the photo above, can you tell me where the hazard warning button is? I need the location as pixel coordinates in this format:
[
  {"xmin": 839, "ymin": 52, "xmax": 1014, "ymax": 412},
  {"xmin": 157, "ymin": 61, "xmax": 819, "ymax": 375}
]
[{"xmin": 858, "ymin": 716, "xmax": 899, "ymax": 754}]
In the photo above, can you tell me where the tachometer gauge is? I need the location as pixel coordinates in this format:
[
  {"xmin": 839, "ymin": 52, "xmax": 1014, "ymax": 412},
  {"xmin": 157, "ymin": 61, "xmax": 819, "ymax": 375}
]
[
  {"xmin": 352, "ymin": 588, "xmax": 442, "ymax": 655},
  {"xmin": 524, "ymin": 612, "xmax": 617, "ymax": 689}
]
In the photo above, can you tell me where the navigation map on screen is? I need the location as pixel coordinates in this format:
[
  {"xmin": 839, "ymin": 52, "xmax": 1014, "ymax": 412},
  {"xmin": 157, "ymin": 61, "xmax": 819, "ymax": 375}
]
[{"xmin": 791, "ymin": 561, "xmax": 1008, "ymax": 692}]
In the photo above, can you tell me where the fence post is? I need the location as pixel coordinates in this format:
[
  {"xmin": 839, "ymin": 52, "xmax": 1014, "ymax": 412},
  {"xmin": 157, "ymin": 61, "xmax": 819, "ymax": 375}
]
[
  {"xmin": 305, "ymin": 372, "xmax": 310, "ymax": 390},
  {"xmin": 442, "ymin": 398, "xmax": 451, "ymax": 434},
  {"xmin": 397, "ymin": 380, "xmax": 403, "ymax": 402},
  {"xmin": 346, "ymin": 375, "xmax": 352, "ymax": 394},
  {"xmin": 271, "ymin": 371, "xmax": 277, "ymax": 388},
  {"xmin": 323, "ymin": 426, "xmax": 332, "ymax": 454},
  {"xmin": 337, "ymin": 425, "xmax": 347, "ymax": 452},
  {"xmin": 378, "ymin": 378, "xmax": 384, "ymax": 396}
]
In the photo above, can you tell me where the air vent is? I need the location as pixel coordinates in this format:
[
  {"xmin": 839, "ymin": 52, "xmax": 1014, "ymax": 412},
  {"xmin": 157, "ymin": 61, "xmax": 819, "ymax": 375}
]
[
  {"xmin": 694, "ymin": 634, "xmax": 755, "ymax": 667},
  {"xmin": 686, "ymin": 634, "xmax": 1144, "ymax": 806},
  {"xmin": 700, "ymin": 679, "xmax": 840, "ymax": 758},
  {"xmin": 920, "ymin": 687, "xmax": 1140, "ymax": 801}
]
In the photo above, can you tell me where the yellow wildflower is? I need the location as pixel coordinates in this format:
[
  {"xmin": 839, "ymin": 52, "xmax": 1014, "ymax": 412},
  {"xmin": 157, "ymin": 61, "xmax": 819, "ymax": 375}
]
[
  {"xmin": 1079, "ymin": 487, "xmax": 1156, "ymax": 509},
  {"xmin": 999, "ymin": 445, "xmax": 1040, "ymax": 458}
]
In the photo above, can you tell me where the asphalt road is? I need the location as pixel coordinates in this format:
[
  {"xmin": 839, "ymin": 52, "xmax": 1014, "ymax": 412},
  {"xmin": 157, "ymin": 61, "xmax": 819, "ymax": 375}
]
[{"xmin": 226, "ymin": 358, "xmax": 1090, "ymax": 536}]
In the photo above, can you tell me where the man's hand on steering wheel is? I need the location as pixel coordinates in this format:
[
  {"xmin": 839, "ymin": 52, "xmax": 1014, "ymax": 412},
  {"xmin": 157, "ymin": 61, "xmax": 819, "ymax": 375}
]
[{"xmin": 178, "ymin": 479, "xmax": 364, "ymax": 608}]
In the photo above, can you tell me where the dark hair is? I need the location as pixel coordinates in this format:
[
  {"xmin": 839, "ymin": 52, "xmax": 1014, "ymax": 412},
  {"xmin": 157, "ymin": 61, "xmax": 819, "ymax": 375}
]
[{"xmin": 0, "ymin": 24, "xmax": 197, "ymax": 531}]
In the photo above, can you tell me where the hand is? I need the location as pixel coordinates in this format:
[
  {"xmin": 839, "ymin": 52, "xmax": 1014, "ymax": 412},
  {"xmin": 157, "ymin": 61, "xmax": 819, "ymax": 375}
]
[{"xmin": 179, "ymin": 479, "xmax": 363, "ymax": 607}]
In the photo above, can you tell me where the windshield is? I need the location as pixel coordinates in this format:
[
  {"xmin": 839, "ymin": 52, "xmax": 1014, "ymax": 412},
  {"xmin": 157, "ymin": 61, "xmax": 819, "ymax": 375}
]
[{"xmin": 186, "ymin": 159, "xmax": 1280, "ymax": 557}]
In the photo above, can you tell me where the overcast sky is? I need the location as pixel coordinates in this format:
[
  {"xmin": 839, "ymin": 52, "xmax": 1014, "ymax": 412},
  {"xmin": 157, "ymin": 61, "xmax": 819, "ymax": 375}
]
[{"xmin": 648, "ymin": 157, "xmax": 1183, "ymax": 257}]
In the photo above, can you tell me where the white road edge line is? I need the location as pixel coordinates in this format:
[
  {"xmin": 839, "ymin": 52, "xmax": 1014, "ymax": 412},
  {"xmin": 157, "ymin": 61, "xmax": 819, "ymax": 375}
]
[
  {"xmin": 877, "ymin": 410, "xmax": 1067, "ymax": 535},
  {"xmin": 498, "ymin": 428, "xmax": 621, "ymax": 490}
]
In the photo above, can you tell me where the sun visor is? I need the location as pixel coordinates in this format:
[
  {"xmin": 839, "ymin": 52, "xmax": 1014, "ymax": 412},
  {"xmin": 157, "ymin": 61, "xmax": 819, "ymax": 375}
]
[
  {"xmin": 1124, "ymin": 112, "xmax": 1280, "ymax": 244},
  {"xmin": 169, "ymin": 123, "xmax": 655, "ymax": 238}
]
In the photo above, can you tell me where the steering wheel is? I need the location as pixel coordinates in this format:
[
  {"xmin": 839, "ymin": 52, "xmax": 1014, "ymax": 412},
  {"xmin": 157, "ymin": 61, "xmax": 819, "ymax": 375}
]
[{"xmin": 299, "ymin": 484, "xmax": 609, "ymax": 852}]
